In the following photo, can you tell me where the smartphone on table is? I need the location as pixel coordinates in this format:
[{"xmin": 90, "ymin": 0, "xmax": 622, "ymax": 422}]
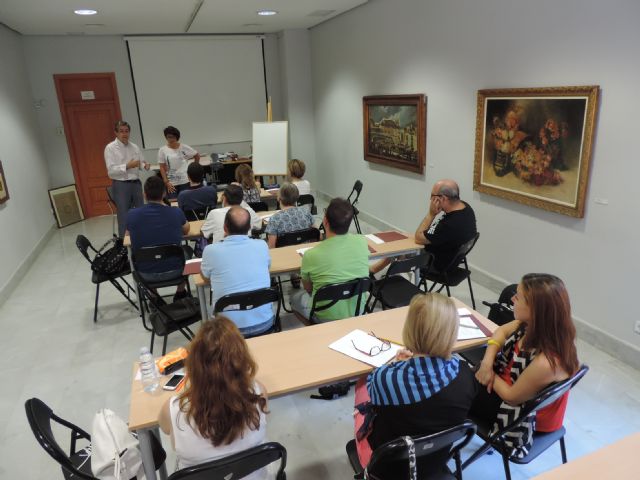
[{"xmin": 163, "ymin": 374, "xmax": 185, "ymax": 391}]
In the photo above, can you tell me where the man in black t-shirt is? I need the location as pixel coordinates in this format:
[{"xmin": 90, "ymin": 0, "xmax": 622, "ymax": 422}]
[{"xmin": 414, "ymin": 179, "xmax": 477, "ymax": 271}]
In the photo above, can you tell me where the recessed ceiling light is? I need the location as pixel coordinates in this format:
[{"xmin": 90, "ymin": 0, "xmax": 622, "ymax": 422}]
[
  {"xmin": 74, "ymin": 9, "xmax": 97, "ymax": 16},
  {"xmin": 257, "ymin": 10, "xmax": 277, "ymax": 16}
]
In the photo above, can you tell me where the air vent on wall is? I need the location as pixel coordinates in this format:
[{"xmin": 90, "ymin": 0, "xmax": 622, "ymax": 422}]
[{"xmin": 307, "ymin": 10, "xmax": 336, "ymax": 17}]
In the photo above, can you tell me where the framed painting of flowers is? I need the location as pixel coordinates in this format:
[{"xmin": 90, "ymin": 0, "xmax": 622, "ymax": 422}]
[{"xmin": 473, "ymin": 86, "xmax": 599, "ymax": 217}]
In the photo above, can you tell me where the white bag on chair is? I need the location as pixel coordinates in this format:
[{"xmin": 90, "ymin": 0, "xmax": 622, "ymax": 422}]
[{"xmin": 91, "ymin": 408, "xmax": 144, "ymax": 480}]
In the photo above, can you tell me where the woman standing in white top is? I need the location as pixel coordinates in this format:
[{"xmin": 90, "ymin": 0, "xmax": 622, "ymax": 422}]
[
  {"xmin": 158, "ymin": 126, "xmax": 201, "ymax": 198},
  {"xmin": 288, "ymin": 159, "xmax": 311, "ymax": 195},
  {"xmin": 159, "ymin": 316, "xmax": 268, "ymax": 477}
]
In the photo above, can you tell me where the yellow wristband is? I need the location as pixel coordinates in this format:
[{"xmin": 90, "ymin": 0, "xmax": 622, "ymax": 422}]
[{"xmin": 487, "ymin": 339, "xmax": 502, "ymax": 348}]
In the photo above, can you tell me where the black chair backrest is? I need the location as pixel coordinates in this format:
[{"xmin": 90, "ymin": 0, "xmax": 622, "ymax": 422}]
[
  {"xmin": 442, "ymin": 232, "xmax": 480, "ymax": 272},
  {"xmin": 248, "ymin": 201, "xmax": 269, "ymax": 212},
  {"xmin": 310, "ymin": 277, "xmax": 371, "ymax": 319},
  {"xmin": 498, "ymin": 283, "xmax": 518, "ymax": 305},
  {"xmin": 496, "ymin": 365, "xmax": 589, "ymax": 437},
  {"xmin": 25, "ymin": 398, "xmax": 95, "ymax": 480},
  {"xmin": 75, "ymin": 234, "xmax": 96, "ymax": 263},
  {"xmin": 347, "ymin": 180, "xmax": 363, "ymax": 206},
  {"xmin": 386, "ymin": 252, "xmax": 432, "ymax": 278},
  {"xmin": 275, "ymin": 227, "xmax": 321, "ymax": 248},
  {"xmin": 297, "ymin": 194, "xmax": 315, "ymax": 208},
  {"xmin": 168, "ymin": 442, "xmax": 287, "ymax": 480},
  {"xmin": 132, "ymin": 244, "xmax": 186, "ymax": 268},
  {"xmin": 184, "ymin": 206, "xmax": 211, "ymax": 221},
  {"xmin": 214, "ymin": 287, "xmax": 281, "ymax": 317},
  {"xmin": 366, "ymin": 422, "xmax": 476, "ymax": 480},
  {"xmin": 483, "ymin": 283, "xmax": 517, "ymax": 326}
]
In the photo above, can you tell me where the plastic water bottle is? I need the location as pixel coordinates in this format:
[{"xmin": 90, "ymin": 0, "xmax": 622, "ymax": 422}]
[{"xmin": 139, "ymin": 347, "xmax": 159, "ymax": 393}]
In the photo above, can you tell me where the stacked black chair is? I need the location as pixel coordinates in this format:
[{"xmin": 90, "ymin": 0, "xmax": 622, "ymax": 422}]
[
  {"xmin": 308, "ymin": 277, "xmax": 372, "ymax": 324},
  {"xmin": 347, "ymin": 180, "xmax": 363, "ymax": 234},
  {"xmin": 25, "ymin": 397, "xmax": 165, "ymax": 480},
  {"xmin": 214, "ymin": 286, "xmax": 282, "ymax": 338},
  {"xmin": 420, "ymin": 232, "xmax": 480, "ymax": 309},
  {"xmin": 168, "ymin": 442, "xmax": 287, "ymax": 480},
  {"xmin": 346, "ymin": 421, "xmax": 476, "ymax": 480},
  {"xmin": 368, "ymin": 253, "xmax": 432, "ymax": 311},
  {"xmin": 462, "ymin": 365, "xmax": 589, "ymax": 480},
  {"xmin": 75, "ymin": 234, "xmax": 138, "ymax": 323}
]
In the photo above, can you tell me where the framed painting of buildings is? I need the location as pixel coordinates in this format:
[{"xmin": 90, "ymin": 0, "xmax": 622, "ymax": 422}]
[
  {"xmin": 473, "ymin": 86, "xmax": 599, "ymax": 218},
  {"xmin": 363, "ymin": 94, "xmax": 426, "ymax": 174}
]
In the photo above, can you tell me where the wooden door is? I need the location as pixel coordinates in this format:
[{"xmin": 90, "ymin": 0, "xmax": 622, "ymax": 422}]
[{"xmin": 54, "ymin": 73, "xmax": 123, "ymax": 217}]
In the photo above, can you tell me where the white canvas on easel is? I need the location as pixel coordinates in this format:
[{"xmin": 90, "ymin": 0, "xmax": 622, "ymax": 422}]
[{"xmin": 252, "ymin": 121, "xmax": 288, "ymax": 176}]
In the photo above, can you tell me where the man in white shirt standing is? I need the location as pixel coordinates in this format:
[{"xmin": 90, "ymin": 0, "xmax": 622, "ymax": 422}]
[{"xmin": 104, "ymin": 120, "xmax": 150, "ymax": 237}]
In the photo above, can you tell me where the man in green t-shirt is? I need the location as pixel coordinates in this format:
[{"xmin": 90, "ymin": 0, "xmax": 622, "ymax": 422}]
[{"xmin": 291, "ymin": 197, "xmax": 370, "ymax": 323}]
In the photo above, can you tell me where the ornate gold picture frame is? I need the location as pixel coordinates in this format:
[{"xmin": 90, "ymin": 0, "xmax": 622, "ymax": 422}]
[{"xmin": 473, "ymin": 86, "xmax": 599, "ymax": 217}]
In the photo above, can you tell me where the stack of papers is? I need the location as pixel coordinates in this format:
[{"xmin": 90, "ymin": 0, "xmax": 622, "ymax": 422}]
[
  {"xmin": 457, "ymin": 308, "xmax": 488, "ymax": 340},
  {"xmin": 329, "ymin": 329, "xmax": 403, "ymax": 367},
  {"xmin": 296, "ymin": 246, "xmax": 314, "ymax": 256}
]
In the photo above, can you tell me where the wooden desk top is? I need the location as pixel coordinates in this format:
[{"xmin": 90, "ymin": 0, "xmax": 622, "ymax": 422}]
[
  {"xmin": 193, "ymin": 232, "xmax": 422, "ymax": 286},
  {"xmin": 533, "ymin": 432, "xmax": 640, "ymax": 479},
  {"xmin": 123, "ymin": 220, "xmax": 204, "ymax": 247},
  {"xmin": 128, "ymin": 298, "xmax": 495, "ymax": 431}
]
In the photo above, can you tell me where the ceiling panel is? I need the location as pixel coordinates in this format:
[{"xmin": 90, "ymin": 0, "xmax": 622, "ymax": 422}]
[{"xmin": 0, "ymin": 0, "xmax": 367, "ymax": 35}]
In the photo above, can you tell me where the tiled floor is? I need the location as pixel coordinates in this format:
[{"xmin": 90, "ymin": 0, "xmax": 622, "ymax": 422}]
[{"xmin": 1, "ymin": 213, "xmax": 639, "ymax": 479}]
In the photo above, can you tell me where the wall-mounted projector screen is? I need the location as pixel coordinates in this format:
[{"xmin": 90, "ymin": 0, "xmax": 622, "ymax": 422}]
[
  {"xmin": 125, "ymin": 36, "xmax": 267, "ymax": 148},
  {"xmin": 252, "ymin": 121, "xmax": 288, "ymax": 176}
]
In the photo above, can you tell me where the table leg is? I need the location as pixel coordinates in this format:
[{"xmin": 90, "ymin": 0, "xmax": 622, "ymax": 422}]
[
  {"xmin": 137, "ymin": 427, "xmax": 167, "ymax": 480},
  {"xmin": 197, "ymin": 284, "xmax": 208, "ymax": 322}
]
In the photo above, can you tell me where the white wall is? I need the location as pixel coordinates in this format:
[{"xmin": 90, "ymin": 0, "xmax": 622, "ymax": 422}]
[
  {"xmin": 310, "ymin": 0, "xmax": 640, "ymax": 351},
  {"xmin": 0, "ymin": 25, "xmax": 55, "ymax": 295},
  {"xmin": 22, "ymin": 34, "xmax": 284, "ymax": 188},
  {"xmin": 279, "ymin": 30, "xmax": 317, "ymax": 182}
]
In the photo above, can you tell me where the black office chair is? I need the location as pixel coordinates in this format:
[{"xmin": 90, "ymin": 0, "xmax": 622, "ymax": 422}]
[
  {"xmin": 248, "ymin": 201, "xmax": 269, "ymax": 212},
  {"xmin": 308, "ymin": 277, "xmax": 372, "ymax": 323},
  {"xmin": 75, "ymin": 235, "xmax": 138, "ymax": 323},
  {"xmin": 367, "ymin": 253, "xmax": 433, "ymax": 312},
  {"xmin": 132, "ymin": 244, "xmax": 192, "ymax": 332},
  {"xmin": 459, "ymin": 284, "xmax": 517, "ymax": 368},
  {"xmin": 346, "ymin": 422, "xmax": 476, "ymax": 480},
  {"xmin": 297, "ymin": 194, "xmax": 317, "ymax": 215},
  {"xmin": 134, "ymin": 271, "xmax": 200, "ymax": 355},
  {"xmin": 274, "ymin": 227, "xmax": 321, "ymax": 312},
  {"xmin": 25, "ymin": 397, "xmax": 166, "ymax": 480},
  {"xmin": 183, "ymin": 205, "xmax": 213, "ymax": 221},
  {"xmin": 347, "ymin": 180, "xmax": 363, "ymax": 234},
  {"xmin": 420, "ymin": 232, "xmax": 480, "ymax": 309},
  {"xmin": 214, "ymin": 287, "xmax": 282, "ymax": 338},
  {"xmin": 462, "ymin": 365, "xmax": 589, "ymax": 480},
  {"xmin": 168, "ymin": 442, "xmax": 287, "ymax": 480}
]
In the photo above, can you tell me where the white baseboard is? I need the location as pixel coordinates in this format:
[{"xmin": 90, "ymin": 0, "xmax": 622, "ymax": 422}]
[
  {"xmin": 316, "ymin": 189, "xmax": 640, "ymax": 370},
  {"xmin": 0, "ymin": 224, "xmax": 56, "ymax": 306}
]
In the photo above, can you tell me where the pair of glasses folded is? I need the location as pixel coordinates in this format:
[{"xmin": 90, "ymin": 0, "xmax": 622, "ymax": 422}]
[{"xmin": 351, "ymin": 331, "xmax": 391, "ymax": 357}]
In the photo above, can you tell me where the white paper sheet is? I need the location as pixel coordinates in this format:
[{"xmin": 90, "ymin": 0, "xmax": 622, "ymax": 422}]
[
  {"xmin": 365, "ymin": 234, "xmax": 385, "ymax": 245},
  {"xmin": 457, "ymin": 307, "xmax": 472, "ymax": 316},
  {"xmin": 185, "ymin": 258, "xmax": 200, "ymax": 265},
  {"xmin": 296, "ymin": 247, "xmax": 314, "ymax": 256},
  {"xmin": 457, "ymin": 316, "xmax": 487, "ymax": 340},
  {"xmin": 329, "ymin": 329, "xmax": 403, "ymax": 368}
]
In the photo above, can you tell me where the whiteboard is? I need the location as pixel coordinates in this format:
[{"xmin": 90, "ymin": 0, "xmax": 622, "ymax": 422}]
[{"xmin": 252, "ymin": 122, "xmax": 288, "ymax": 175}]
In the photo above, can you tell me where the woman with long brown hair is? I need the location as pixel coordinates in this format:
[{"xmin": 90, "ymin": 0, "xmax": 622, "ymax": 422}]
[
  {"xmin": 472, "ymin": 273, "xmax": 579, "ymax": 458},
  {"xmin": 234, "ymin": 164, "xmax": 261, "ymax": 203},
  {"xmin": 159, "ymin": 316, "xmax": 268, "ymax": 476}
]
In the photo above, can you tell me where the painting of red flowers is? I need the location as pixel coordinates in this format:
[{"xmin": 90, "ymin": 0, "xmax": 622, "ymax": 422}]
[{"xmin": 473, "ymin": 86, "xmax": 599, "ymax": 217}]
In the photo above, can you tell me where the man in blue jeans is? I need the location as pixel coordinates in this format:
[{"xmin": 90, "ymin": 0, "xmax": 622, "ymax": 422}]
[{"xmin": 200, "ymin": 206, "xmax": 274, "ymax": 335}]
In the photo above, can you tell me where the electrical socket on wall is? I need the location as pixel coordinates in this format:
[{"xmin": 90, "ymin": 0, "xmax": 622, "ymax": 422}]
[{"xmin": 634, "ymin": 320, "xmax": 640, "ymax": 335}]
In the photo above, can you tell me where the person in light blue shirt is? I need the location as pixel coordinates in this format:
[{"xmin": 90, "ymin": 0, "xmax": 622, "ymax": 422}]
[{"xmin": 200, "ymin": 206, "xmax": 273, "ymax": 336}]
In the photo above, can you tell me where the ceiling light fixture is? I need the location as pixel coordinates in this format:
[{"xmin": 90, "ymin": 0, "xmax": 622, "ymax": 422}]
[
  {"xmin": 74, "ymin": 9, "xmax": 97, "ymax": 16},
  {"xmin": 257, "ymin": 10, "xmax": 277, "ymax": 16}
]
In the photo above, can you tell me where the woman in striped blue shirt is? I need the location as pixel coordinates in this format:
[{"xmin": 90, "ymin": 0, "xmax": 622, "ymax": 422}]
[{"xmin": 353, "ymin": 293, "xmax": 477, "ymax": 474}]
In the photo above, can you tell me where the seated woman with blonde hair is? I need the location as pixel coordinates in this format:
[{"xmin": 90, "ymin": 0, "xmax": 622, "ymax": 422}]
[
  {"xmin": 471, "ymin": 273, "xmax": 579, "ymax": 458},
  {"xmin": 287, "ymin": 159, "xmax": 311, "ymax": 195},
  {"xmin": 159, "ymin": 316, "xmax": 268, "ymax": 477},
  {"xmin": 353, "ymin": 293, "xmax": 477, "ymax": 475}
]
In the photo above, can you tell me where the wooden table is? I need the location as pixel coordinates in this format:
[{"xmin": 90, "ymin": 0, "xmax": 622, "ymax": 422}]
[
  {"xmin": 128, "ymin": 297, "xmax": 495, "ymax": 480},
  {"xmin": 532, "ymin": 432, "xmax": 640, "ymax": 479},
  {"xmin": 192, "ymin": 232, "xmax": 423, "ymax": 321}
]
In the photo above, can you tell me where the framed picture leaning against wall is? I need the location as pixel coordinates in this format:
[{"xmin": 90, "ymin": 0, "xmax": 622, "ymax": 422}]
[{"xmin": 0, "ymin": 160, "xmax": 9, "ymax": 204}]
